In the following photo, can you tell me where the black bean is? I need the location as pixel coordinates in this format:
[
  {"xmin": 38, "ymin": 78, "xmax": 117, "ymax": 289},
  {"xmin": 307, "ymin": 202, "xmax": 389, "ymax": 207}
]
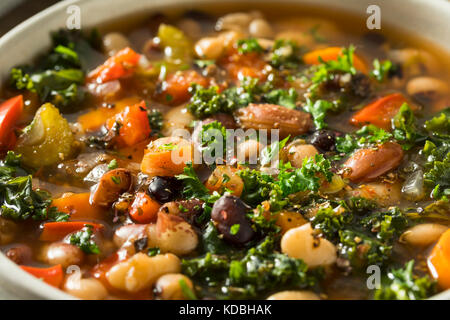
[
  {"xmin": 310, "ymin": 130, "xmax": 336, "ymax": 152},
  {"xmin": 134, "ymin": 237, "xmax": 148, "ymax": 252},
  {"xmin": 148, "ymin": 176, "xmax": 181, "ymax": 203},
  {"xmin": 211, "ymin": 195, "xmax": 255, "ymax": 245},
  {"xmin": 350, "ymin": 73, "xmax": 372, "ymax": 98}
]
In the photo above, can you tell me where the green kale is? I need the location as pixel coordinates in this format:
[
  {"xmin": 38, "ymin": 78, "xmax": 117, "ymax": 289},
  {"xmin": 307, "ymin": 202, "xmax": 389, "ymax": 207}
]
[
  {"xmin": 0, "ymin": 151, "xmax": 68, "ymax": 222},
  {"xmin": 360, "ymin": 207, "xmax": 409, "ymax": 242},
  {"xmin": 183, "ymin": 237, "xmax": 320, "ymax": 299},
  {"xmin": 69, "ymin": 224, "xmax": 100, "ymax": 254},
  {"xmin": 374, "ymin": 260, "xmax": 437, "ymax": 300},
  {"xmin": 200, "ymin": 121, "xmax": 227, "ymax": 165},
  {"xmin": 227, "ymin": 237, "xmax": 319, "ymax": 298},
  {"xmin": 392, "ymin": 103, "xmax": 424, "ymax": 150},
  {"xmin": 236, "ymin": 38, "xmax": 263, "ymax": 54},
  {"xmin": 422, "ymin": 140, "xmax": 450, "ymax": 198},
  {"xmin": 202, "ymin": 221, "xmax": 230, "ymax": 254},
  {"xmin": 310, "ymin": 206, "xmax": 353, "ymax": 240},
  {"xmin": 187, "ymin": 85, "xmax": 236, "ymax": 118},
  {"xmin": 147, "ymin": 109, "xmax": 163, "ymax": 136},
  {"xmin": 311, "ymin": 45, "xmax": 357, "ymax": 85},
  {"xmin": 336, "ymin": 125, "xmax": 393, "ymax": 154},
  {"xmin": 303, "ymin": 99, "xmax": 337, "ymax": 130},
  {"xmin": 424, "ymin": 108, "xmax": 450, "ymax": 135},
  {"xmin": 370, "ymin": 59, "xmax": 393, "ymax": 82},
  {"xmin": 175, "ymin": 162, "xmax": 211, "ymax": 200},
  {"xmin": 269, "ymin": 39, "xmax": 303, "ymax": 69},
  {"xmin": 260, "ymin": 136, "xmax": 290, "ymax": 166},
  {"xmin": 263, "ymin": 88, "xmax": 298, "ymax": 109},
  {"xmin": 238, "ymin": 168, "xmax": 274, "ymax": 207}
]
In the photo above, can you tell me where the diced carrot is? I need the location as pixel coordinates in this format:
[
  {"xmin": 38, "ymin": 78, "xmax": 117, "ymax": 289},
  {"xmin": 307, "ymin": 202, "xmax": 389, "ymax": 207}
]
[
  {"xmin": 20, "ymin": 264, "xmax": 64, "ymax": 288},
  {"xmin": 303, "ymin": 46, "xmax": 368, "ymax": 74},
  {"xmin": 140, "ymin": 137, "xmax": 193, "ymax": 176},
  {"xmin": 87, "ymin": 47, "xmax": 141, "ymax": 83},
  {"xmin": 350, "ymin": 93, "xmax": 409, "ymax": 130},
  {"xmin": 77, "ymin": 96, "xmax": 142, "ymax": 131},
  {"xmin": 0, "ymin": 95, "xmax": 23, "ymax": 149},
  {"xmin": 428, "ymin": 229, "xmax": 450, "ymax": 290},
  {"xmin": 40, "ymin": 221, "xmax": 104, "ymax": 242},
  {"xmin": 105, "ymin": 100, "xmax": 151, "ymax": 147},
  {"xmin": 51, "ymin": 192, "xmax": 105, "ymax": 220},
  {"xmin": 220, "ymin": 48, "xmax": 268, "ymax": 82},
  {"xmin": 129, "ymin": 192, "xmax": 160, "ymax": 223},
  {"xmin": 158, "ymin": 70, "xmax": 209, "ymax": 105}
]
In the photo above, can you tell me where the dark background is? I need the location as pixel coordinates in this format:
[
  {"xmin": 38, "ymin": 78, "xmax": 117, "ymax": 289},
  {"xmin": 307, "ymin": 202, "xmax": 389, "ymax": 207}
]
[{"xmin": 0, "ymin": 0, "xmax": 60, "ymax": 37}]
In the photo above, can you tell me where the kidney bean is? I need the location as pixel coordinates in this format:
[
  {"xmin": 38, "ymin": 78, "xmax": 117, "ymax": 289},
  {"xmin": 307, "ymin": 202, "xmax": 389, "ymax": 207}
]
[{"xmin": 342, "ymin": 142, "xmax": 404, "ymax": 182}]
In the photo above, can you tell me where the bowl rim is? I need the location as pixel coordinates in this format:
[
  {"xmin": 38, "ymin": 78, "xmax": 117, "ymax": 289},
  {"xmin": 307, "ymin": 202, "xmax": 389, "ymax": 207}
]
[{"xmin": 0, "ymin": 0, "xmax": 449, "ymax": 300}]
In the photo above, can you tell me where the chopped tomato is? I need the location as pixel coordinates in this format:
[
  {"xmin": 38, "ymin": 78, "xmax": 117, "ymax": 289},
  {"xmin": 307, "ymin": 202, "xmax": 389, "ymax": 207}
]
[
  {"xmin": 303, "ymin": 46, "xmax": 368, "ymax": 74},
  {"xmin": 129, "ymin": 192, "xmax": 160, "ymax": 223},
  {"xmin": 106, "ymin": 101, "xmax": 151, "ymax": 147},
  {"xmin": 87, "ymin": 47, "xmax": 141, "ymax": 84},
  {"xmin": 350, "ymin": 93, "xmax": 409, "ymax": 130},
  {"xmin": 220, "ymin": 48, "xmax": 268, "ymax": 82},
  {"xmin": 20, "ymin": 264, "xmax": 64, "ymax": 288},
  {"xmin": 40, "ymin": 221, "xmax": 104, "ymax": 242},
  {"xmin": 428, "ymin": 229, "xmax": 450, "ymax": 290},
  {"xmin": 158, "ymin": 70, "xmax": 210, "ymax": 105},
  {"xmin": 0, "ymin": 95, "xmax": 23, "ymax": 150}
]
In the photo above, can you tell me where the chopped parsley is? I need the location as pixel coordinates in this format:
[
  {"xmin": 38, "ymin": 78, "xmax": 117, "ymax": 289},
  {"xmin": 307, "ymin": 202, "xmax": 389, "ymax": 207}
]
[{"xmin": 69, "ymin": 224, "xmax": 100, "ymax": 254}]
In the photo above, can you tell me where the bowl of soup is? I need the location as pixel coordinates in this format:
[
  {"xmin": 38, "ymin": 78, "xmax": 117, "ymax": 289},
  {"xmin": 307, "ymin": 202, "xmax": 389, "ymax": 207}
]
[{"xmin": 0, "ymin": 0, "xmax": 449, "ymax": 300}]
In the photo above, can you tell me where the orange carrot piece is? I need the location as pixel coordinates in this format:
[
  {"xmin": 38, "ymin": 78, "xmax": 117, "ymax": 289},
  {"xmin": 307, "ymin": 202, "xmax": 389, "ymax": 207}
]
[
  {"xmin": 141, "ymin": 137, "xmax": 193, "ymax": 176},
  {"xmin": 105, "ymin": 100, "xmax": 151, "ymax": 147},
  {"xmin": 87, "ymin": 47, "xmax": 141, "ymax": 83},
  {"xmin": 20, "ymin": 264, "xmax": 64, "ymax": 288},
  {"xmin": 350, "ymin": 93, "xmax": 409, "ymax": 130},
  {"xmin": 77, "ymin": 96, "xmax": 142, "ymax": 131},
  {"xmin": 0, "ymin": 95, "xmax": 23, "ymax": 149},
  {"xmin": 428, "ymin": 229, "xmax": 450, "ymax": 290},
  {"xmin": 303, "ymin": 46, "xmax": 368, "ymax": 74},
  {"xmin": 158, "ymin": 70, "xmax": 209, "ymax": 105},
  {"xmin": 220, "ymin": 48, "xmax": 268, "ymax": 82},
  {"xmin": 51, "ymin": 192, "xmax": 105, "ymax": 220},
  {"xmin": 40, "ymin": 221, "xmax": 104, "ymax": 242},
  {"xmin": 129, "ymin": 192, "xmax": 160, "ymax": 224}
]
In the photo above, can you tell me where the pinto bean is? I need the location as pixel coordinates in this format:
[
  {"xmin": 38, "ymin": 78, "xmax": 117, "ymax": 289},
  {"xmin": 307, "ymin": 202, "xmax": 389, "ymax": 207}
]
[
  {"xmin": 90, "ymin": 168, "xmax": 132, "ymax": 206},
  {"xmin": 236, "ymin": 104, "xmax": 312, "ymax": 138},
  {"xmin": 342, "ymin": 142, "xmax": 404, "ymax": 183},
  {"xmin": 152, "ymin": 212, "xmax": 199, "ymax": 255},
  {"xmin": 211, "ymin": 195, "xmax": 255, "ymax": 245}
]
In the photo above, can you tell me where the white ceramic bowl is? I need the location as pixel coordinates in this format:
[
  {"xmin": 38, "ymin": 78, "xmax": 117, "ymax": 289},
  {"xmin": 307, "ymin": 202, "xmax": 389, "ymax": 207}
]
[{"xmin": 0, "ymin": 0, "xmax": 449, "ymax": 300}]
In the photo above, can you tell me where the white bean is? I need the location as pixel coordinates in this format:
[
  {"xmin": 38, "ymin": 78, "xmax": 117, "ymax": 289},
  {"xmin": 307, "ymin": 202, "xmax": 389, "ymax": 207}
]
[
  {"xmin": 400, "ymin": 223, "xmax": 448, "ymax": 247},
  {"xmin": 349, "ymin": 182, "xmax": 401, "ymax": 206},
  {"xmin": 238, "ymin": 139, "xmax": 263, "ymax": 164},
  {"xmin": 103, "ymin": 32, "xmax": 130, "ymax": 56},
  {"xmin": 195, "ymin": 37, "xmax": 224, "ymax": 60},
  {"xmin": 43, "ymin": 242, "xmax": 84, "ymax": 268},
  {"xmin": 267, "ymin": 290, "xmax": 320, "ymax": 300},
  {"xmin": 406, "ymin": 77, "xmax": 449, "ymax": 98},
  {"xmin": 281, "ymin": 223, "xmax": 337, "ymax": 268},
  {"xmin": 155, "ymin": 273, "xmax": 194, "ymax": 300},
  {"xmin": 249, "ymin": 19, "xmax": 274, "ymax": 39},
  {"xmin": 388, "ymin": 48, "xmax": 439, "ymax": 74},
  {"xmin": 162, "ymin": 105, "xmax": 195, "ymax": 137},
  {"xmin": 286, "ymin": 143, "xmax": 318, "ymax": 168},
  {"xmin": 216, "ymin": 12, "xmax": 253, "ymax": 33},
  {"xmin": 63, "ymin": 274, "xmax": 108, "ymax": 300},
  {"xmin": 106, "ymin": 252, "xmax": 180, "ymax": 292}
]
